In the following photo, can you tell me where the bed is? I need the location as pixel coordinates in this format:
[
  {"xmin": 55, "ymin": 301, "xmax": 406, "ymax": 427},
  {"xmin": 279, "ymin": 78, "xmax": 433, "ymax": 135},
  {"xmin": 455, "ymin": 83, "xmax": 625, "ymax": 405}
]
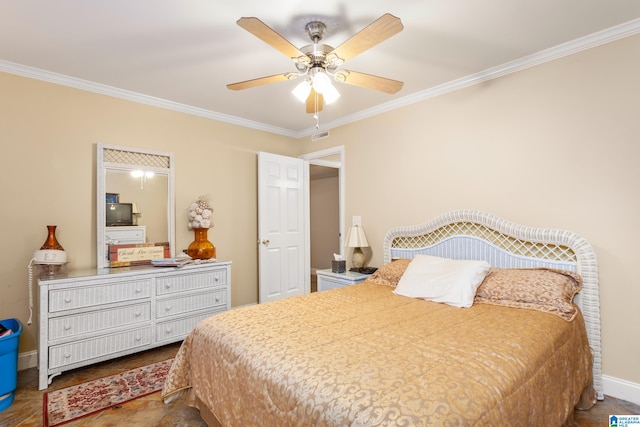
[{"xmin": 162, "ymin": 210, "xmax": 602, "ymax": 426}]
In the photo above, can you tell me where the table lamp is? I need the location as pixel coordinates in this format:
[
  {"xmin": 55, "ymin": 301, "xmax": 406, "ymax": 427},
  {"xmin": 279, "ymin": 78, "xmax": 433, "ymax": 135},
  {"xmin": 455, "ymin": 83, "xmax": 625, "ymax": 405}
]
[{"xmin": 346, "ymin": 224, "xmax": 369, "ymax": 269}]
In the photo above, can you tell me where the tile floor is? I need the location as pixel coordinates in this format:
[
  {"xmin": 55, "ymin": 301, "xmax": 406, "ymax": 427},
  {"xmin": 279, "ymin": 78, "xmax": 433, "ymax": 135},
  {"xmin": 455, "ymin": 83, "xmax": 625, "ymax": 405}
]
[{"xmin": 1, "ymin": 341, "xmax": 639, "ymax": 426}]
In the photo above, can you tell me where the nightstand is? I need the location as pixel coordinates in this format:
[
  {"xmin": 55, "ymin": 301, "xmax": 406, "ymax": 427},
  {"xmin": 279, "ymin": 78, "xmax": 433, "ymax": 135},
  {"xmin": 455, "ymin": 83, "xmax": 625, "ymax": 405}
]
[{"xmin": 316, "ymin": 269, "xmax": 372, "ymax": 292}]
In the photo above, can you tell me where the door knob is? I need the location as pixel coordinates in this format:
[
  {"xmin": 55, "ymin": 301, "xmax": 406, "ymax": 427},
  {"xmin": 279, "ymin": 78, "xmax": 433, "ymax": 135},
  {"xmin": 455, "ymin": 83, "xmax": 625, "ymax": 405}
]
[{"xmin": 260, "ymin": 239, "xmax": 270, "ymax": 245}]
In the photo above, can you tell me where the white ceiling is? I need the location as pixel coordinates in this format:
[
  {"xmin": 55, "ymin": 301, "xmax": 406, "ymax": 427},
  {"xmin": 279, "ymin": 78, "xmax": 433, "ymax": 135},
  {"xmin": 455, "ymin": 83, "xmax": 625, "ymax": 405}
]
[{"xmin": 2, "ymin": 1, "xmax": 640, "ymax": 138}]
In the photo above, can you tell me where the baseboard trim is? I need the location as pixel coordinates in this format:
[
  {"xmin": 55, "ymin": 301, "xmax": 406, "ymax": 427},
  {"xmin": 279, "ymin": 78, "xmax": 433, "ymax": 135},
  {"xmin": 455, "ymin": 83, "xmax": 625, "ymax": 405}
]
[
  {"xmin": 603, "ymin": 375, "xmax": 640, "ymax": 406},
  {"xmin": 232, "ymin": 302, "xmax": 257, "ymax": 309},
  {"xmin": 18, "ymin": 350, "xmax": 38, "ymax": 371}
]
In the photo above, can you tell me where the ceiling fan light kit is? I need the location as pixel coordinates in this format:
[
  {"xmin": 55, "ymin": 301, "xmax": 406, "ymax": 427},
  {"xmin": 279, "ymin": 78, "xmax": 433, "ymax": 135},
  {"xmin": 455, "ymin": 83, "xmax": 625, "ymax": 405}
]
[
  {"xmin": 296, "ymin": 67, "xmax": 340, "ymax": 104},
  {"xmin": 292, "ymin": 80, "xmax": 312, "ymax": 102},
  {"xmin": 227, "ymin": 13, "xmax": 404, "ymax": 127}
]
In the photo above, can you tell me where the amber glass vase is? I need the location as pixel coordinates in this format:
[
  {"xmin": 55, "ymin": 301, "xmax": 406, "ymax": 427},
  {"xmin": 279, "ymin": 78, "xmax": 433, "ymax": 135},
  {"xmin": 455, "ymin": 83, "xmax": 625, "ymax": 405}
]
[
  {"xmin": 187, "ymin": 228, "xmax": 216, "ymax": 260},
  {"xmin": 40, "ymin": 225, "xmax": 64, "ymax": 250},
  {"xmin": 39, "ymin": 225, "xmax": 66, "ymax": 277}
]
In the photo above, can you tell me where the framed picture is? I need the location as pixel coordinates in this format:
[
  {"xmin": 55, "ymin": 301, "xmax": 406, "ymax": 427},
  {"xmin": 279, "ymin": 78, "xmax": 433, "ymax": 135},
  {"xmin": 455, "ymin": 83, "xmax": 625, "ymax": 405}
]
[
  {"xmin": 106, "ymin": 193, "xmax": 119, "ymax": 203},
  {"xmin": 108, "ymin": 242, "xmax": 170, "ymax": 267}
]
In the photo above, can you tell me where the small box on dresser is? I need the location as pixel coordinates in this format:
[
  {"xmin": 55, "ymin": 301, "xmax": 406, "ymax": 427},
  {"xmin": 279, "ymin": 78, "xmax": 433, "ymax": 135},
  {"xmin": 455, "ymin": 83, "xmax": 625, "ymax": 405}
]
[
  {"xmin": 38, "ymin": 261, "xmax": 231, "ymax": 390},
  {"xmin": 331, "ymin": 260, "xmax": 346, "ymax": 273}
]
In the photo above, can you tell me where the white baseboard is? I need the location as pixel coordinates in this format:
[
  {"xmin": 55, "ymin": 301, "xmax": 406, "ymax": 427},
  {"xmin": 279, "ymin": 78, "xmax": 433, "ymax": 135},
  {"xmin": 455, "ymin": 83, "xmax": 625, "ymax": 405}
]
[
  {"xmin": 603, "ymin": 375, "xmax": 640, "ymax": 406},
  {"xmin": 232, "ymin": 302, "xmax": 257, "ymax": 309},
  {"xmin": 18, "ymin": 350, "xmax": 37, "ymax": 371}
]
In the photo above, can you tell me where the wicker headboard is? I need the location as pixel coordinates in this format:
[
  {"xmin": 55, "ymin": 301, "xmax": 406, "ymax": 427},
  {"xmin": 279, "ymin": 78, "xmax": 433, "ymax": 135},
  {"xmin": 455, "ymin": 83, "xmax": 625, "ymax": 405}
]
[{"xmin": 382, "ymin": 209, "xmax": 602, "ymax": 400}]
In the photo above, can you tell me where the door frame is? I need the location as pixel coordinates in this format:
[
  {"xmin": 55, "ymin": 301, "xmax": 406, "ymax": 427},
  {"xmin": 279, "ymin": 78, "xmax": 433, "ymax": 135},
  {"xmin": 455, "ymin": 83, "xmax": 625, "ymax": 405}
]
[{"xmin": 300, "ymin": 146, "xmax": 345, "ymax": 265}]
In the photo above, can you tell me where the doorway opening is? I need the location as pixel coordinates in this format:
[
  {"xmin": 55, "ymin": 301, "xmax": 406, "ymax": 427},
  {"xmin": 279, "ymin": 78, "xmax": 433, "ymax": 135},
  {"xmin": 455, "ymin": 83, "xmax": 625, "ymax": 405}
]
[{"xmin": 301, "ymin": 146, "xmax": 344, "ymax": 292}]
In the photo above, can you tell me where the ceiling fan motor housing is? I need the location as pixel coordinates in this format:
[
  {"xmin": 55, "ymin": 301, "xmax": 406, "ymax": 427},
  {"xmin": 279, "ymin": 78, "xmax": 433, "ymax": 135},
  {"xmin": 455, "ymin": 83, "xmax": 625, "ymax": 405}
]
[{"xmin": 300, "ymin": 44, "xmax": 334, "ymax": 66}]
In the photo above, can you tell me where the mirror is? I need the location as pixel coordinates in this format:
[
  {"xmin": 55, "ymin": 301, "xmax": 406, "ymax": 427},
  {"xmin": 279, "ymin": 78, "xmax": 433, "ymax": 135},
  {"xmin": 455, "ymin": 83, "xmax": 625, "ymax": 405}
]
[{"xmin": 97, "ymin": 143, "xmax": 175, "ymax": 268}]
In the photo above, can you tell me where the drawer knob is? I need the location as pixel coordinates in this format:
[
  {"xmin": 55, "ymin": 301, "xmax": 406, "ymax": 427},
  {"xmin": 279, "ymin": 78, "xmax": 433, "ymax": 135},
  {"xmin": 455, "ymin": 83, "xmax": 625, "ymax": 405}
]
[
  {"xmin": 135, "ymin": 288, "xmax": 142, "ymax": 293},
  {"xmin": 215, "ymin": 296, "xmax": 220, "ymax": 303},
  {"xmin": 165, "ymin": 306, "xmax": 172, "ymax": 311},
  {"xmin": 64, "ymin": 325, "xmax": 71, "ymax": 331},
  {"xmin": 64, "ymin": 353, "xmax": 71, "ymax": 359},
  {"xmin": 165, "ymin": 327, "xmax": 172, "ymax": 333},
  {"xmin": 214, "ymin": 277, "xmax": 219, "ymax": 282},
  {"xmin": 64, "ymin": 297, "xmax": 71, "ymax": 303},
  {"xmin": 135, "ymin": 311, "xmax": 141, "ymax": 317},
  {"xmin": 165, "ymin": 284, "xmax": 171, "ymax": 289},
  {"xmin": 135, "ymin": 335, "xmax": 142, "ymax": 341}
]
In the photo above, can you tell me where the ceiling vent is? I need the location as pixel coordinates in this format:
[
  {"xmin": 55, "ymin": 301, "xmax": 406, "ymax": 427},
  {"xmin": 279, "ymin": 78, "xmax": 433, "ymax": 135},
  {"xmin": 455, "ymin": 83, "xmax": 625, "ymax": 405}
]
[{"xmin": 311, "ymin": 130, "xmax": 330, "ymax": 141}]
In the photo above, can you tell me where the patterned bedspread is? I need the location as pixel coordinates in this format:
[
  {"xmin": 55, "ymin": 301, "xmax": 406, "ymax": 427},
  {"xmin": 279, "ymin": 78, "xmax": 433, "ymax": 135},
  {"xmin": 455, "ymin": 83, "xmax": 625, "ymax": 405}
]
[{"xmin": 162, "ymin": 281, "xmax": 594, "ymax": 426}]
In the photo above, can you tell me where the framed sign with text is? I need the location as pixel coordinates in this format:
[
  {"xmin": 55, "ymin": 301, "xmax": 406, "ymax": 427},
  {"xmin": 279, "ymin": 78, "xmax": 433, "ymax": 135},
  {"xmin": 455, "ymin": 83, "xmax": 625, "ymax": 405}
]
[{"xmin": 108, "ymin": 242, "xmax": 170, "ymax": 267}]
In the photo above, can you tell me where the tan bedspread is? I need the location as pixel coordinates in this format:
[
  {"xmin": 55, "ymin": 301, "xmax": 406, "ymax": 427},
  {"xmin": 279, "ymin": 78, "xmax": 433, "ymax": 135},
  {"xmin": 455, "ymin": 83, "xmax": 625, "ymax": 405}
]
[{"xmin": 162, "ymin": 281, "xmax": 594, "ymax": 426}]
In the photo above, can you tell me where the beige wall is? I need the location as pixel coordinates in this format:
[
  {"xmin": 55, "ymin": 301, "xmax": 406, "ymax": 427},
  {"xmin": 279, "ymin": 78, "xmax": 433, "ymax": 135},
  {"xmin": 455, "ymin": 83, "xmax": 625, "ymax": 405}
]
[
  {"xmin": 0, "ymin": 72, "xmax": 299, "ymax": 353},
  {"xmin": 299, "ymin": 34, "xmax": 640, "ymax": 385},
  {"xmin": 2, "ymin": 32, "xmax": 639, "ymax": 387}
]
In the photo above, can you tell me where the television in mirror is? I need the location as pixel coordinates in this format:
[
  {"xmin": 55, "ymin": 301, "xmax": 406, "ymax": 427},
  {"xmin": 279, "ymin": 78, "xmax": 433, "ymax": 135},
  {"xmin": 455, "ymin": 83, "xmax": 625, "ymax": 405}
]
[{"xmin": 106, "ymin": 203, "xmax": 133, "ymax": 226}]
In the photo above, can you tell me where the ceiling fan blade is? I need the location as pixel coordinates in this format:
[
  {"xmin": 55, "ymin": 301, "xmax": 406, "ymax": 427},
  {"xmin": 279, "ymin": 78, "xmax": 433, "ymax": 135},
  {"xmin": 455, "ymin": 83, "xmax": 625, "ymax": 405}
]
[
  {"xmin": 227, "ymin": 73, "xmax": 293, "ymax": 91},
  {"xmin": 329, "ymin": 13, "xmax": 403, "ymax": 63},
  {"xmin": 237, "ymin": 17, "xmax": 306, "ymax": 60},
  {"xmin": 306, "ymin": 89, "xmax": 323, "ymax": 114},
  {"xmin": 335, "ymin": 70, "xmax": 403, "ymax": 94}
]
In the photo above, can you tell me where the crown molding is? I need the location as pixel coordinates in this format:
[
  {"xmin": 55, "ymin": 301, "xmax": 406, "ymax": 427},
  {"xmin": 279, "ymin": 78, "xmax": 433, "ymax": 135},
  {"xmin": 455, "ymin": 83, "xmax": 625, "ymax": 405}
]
[
  {"xmin": 301, "ymin": 17, "xmax": 640, "ymax": 138},
  {"xmin": 0, "ymin": 59, "xmax": 299, "ymax": 138},
  {"xmin": 2, "ymin": 18, "xmax": 639, "ymax": 140}
]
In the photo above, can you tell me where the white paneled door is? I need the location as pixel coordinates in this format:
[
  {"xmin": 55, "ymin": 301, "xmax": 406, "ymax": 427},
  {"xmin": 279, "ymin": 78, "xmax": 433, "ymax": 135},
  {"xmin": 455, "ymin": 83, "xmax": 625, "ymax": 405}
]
[{"xmin": 258, "ymin": 152, "xmax": 309, "ymax": 303}]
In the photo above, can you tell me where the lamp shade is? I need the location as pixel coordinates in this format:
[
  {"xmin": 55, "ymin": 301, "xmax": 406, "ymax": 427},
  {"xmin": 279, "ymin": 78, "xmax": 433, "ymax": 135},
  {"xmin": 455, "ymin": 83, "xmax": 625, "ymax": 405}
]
[
  {"xmin": 312, "ymin": 71, "xmax": 332, "ymax": 93},
  {"xmin": 322, "ymin": 83, "xmax": 340, "ymax": 104},
  {"xmin": 346, "ymin": 225, "xmax": 369, "ymax": 248},
  {"xmin": 292, "ymin": 80, "xmax": 311, "ymax": 103}
]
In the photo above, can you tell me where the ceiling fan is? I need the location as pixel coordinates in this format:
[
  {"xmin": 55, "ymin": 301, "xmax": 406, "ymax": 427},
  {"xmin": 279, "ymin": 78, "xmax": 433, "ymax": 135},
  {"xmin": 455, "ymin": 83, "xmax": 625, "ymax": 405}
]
[{"xmin": 227, "ymin": 13, "xmax": 404, "ymax": 115}]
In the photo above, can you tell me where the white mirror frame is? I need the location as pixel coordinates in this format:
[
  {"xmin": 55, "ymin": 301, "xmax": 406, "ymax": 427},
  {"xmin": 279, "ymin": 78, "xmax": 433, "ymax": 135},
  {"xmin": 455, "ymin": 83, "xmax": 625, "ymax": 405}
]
[{"xmin": 96, "ymin": 143, "xmax": 175, "ymax": 269}]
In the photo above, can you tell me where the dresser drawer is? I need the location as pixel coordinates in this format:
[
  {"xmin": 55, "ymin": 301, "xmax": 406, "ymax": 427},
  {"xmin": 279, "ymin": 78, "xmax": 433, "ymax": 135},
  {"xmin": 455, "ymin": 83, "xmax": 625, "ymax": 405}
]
[
  {"xmin": 49, "ymin": 279, "xmax": 152, "ymax": 312},
  {"xmin": 316, "ymin": 270, "xmax": 370, "ymax": 292},
  {"xmin": 49, "ymin": 327, "xmax": 152, "ymax": 369},
  {"xmin": 318, "ymin": 277, "xmax": 347, "ymax": 291},
  {"xmin": 104, "ymin": 226, "xmax": 145, "ymax": 244},
  {"xmin": 156, "ymin": 289, "xmax": 227, "ymax": 319},
  {"xmin": 48, "ymin": 302, "xmax": 151, "ymax": 340},
  {"xmin": 156, "ymin": 309, "xmax": 223, "ymax": 343},
  {"xmin": 156, "ymin": 269, "xmax": 227, "ymax": 296}
]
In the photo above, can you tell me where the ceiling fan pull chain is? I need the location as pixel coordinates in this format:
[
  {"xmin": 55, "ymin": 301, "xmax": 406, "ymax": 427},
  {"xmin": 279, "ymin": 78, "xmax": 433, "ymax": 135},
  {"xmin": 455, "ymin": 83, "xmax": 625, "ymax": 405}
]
[{"xmin": 314, "ymin": 90, "xmax": 320, "ymax": 129}]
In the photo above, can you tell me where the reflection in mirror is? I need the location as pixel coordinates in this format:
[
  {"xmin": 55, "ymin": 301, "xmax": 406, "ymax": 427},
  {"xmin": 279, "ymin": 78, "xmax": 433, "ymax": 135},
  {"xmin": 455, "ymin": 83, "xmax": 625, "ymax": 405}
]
[
  {"xmin": 97, "ymin": 143, "xmax": 175, "ymax": 269},
  {"xmin": 105, "ymin": 170, "xmax": 168, "ymax": 240}
]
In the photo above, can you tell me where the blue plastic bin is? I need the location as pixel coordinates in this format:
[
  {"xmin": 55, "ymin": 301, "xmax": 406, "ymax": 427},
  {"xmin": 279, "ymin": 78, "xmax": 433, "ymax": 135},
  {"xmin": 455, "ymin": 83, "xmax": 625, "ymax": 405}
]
[{"xmin": 0, "ymin": 318, "xmax": 22, "ymax": 412}]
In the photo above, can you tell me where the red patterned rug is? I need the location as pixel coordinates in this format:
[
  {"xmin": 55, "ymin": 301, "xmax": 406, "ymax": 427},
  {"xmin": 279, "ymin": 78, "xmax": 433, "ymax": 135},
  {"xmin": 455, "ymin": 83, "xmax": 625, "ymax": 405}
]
[{"xmin": 43, "ymin": 358, "xmax": 174, "ymax": 427}]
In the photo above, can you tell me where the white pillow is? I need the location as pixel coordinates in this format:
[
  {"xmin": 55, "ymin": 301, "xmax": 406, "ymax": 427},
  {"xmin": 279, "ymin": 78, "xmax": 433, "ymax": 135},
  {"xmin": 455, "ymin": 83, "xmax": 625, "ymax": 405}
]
[{"xmin": 393, "ymin": 254, "xmax": 491, "ymax": 308}]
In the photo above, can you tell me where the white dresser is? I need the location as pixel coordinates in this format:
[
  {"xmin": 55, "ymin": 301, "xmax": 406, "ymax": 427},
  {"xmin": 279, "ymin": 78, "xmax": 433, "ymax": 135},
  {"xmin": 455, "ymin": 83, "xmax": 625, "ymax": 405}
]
[
  {"xmin": 316, "ymin": 269, "xmax": 371, "ymax": 291},
  {"xmin": 38, "ymin": 261, "xmax": 231, "ymax": 390}
]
